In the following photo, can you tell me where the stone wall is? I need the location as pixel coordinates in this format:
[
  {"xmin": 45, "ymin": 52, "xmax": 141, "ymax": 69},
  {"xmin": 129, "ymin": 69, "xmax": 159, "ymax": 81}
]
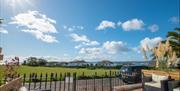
[{"xmin": 0, "ymin": 77, "xmax": 22, "ymax": 91}]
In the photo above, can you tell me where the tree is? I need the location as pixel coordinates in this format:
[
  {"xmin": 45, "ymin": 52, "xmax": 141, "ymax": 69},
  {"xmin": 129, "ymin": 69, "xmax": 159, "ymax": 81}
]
[
  {"xmin": 22, "ymin": 60, "xmax": 27, "ymax": 65},
  {"xmin": 142, "ymin": 28, "xmax": 179, "ymax": 68},
  {"xmin": 38, "ymin": 58, "xmax": 47, "ymax": 66},
  {"xmin": 26, "ymin": 57, "xmax": 39, "ymax": 66},
  {"xmin": 166, "ymin": 28, "xmax": 180, "ymax": 57}
]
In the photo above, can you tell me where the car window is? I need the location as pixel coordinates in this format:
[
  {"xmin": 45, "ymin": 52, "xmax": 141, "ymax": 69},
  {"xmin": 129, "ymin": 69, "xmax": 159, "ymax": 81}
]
[
  {"xmin": 132, "ymin": 67, "xmax": 140, "ymax": 72},
  {"xmin": 121, "ymin": 66, "xmax": 132, "ymax": 72}
]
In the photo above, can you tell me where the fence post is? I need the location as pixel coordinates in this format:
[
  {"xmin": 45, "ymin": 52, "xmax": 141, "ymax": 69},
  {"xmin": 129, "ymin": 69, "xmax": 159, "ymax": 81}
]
[
  {"xmin": 94, "ymin": 72, "xmax": 97, "ymax": 91},
  {"xmin": 50, "ymin": 73, "xmax": 53, "ymax": 89},
  {"xmin": 64, "ymin": 73, "xmax": 66, "ymax": 91},
  {"xmin": 102, "ymin": 73, "xmax": 104, "ymax": 91},
  {"xmin": 115, "ymin": 72, "xmax": 117, "ymax": 86},
  {"xmin": 23, "ymin": 74, "xmax": 26, "ymax": 86},
  {"xmin": 68, "ymin": 73, "xmax": 70, "ymax": 91},
  {"xmin": 105, "ymin": 72, "xmax": 107, "ymax": 78},
  {"xmin": 40, "ymin": 73, "xmax": 42, "ymax": 89},
  {"xmin": 73, "ymin": 72, "xmax": 76, "ymax": 91},
  {"xmin": 119, "ymin": 71, "xmax": 121, "ymax": 85},
  {"xmin": 110, "ymin": 71, "xmax": 112, "ymax": 91},
  {"xmin": 59, "ymin": 73, "xmax": 62, "ymax": 91},
  {"xmin": 55, "ymin": 73, "xmax": 57, "ymax": 91},
  {"xmin": 33, "ymin": 73, "xmax": 37, "ymax": 90},
  {"xmin": 18, "ymin": 73, "xmax": 20, "ymax": 77},
  {"xmin": 45, "ymin": 73, "xmax": 48, "ymax": 89},
  {"xmin": 28, "ymin": 73, "xmax": 31, "ymax": 91},
  {"xmin": 85, "ymin": 72, "xmax": 87, "ymax": 91}
]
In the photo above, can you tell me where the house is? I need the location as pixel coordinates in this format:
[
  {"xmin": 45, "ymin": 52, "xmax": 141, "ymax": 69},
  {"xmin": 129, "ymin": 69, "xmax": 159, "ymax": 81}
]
[
  {"xmin": 68, "ymin": 60, "xmax": 89, "ymax": 67},
  {"xmin": 58, "ymin": 62, "xmax": 69, "ymax": 66},
  {"xmin": 97, "ymin": 60, "xmax": 114, "ymax": 67},
  {"xmin": 46, "ymin": 61, "xmax": 59, "ymax": 66}
]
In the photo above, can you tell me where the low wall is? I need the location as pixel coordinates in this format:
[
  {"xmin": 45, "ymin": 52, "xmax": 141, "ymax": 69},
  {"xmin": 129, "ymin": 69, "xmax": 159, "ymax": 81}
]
[
  {"xmin": 113, "ymin": 83, "xmax": 142, "ymax": 91},
  {"xmin": 0, "ymin": 77, "xmax": 22, "ymax": 91},
  {"xmin": 142, "ymin": 70, "xmax": 180, "ymax": 80}
]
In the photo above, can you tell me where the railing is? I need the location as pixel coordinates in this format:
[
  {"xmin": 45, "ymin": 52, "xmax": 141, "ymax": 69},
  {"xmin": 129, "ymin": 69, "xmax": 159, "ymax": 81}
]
[
  {"xmin": 0, "ymin": 71, "xmax": 142, "ymax": 91},
  {"xmin": 22, "ymin": 71, "xmax": 127, "ymax": 91}
]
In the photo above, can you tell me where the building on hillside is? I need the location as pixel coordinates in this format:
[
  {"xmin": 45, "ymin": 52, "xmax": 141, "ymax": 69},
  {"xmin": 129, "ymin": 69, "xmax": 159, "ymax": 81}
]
[
  {"xmin": 68, "ymin": 60, "xmax": 89, "ymax": 66},
  {"xmin": 97, "ymin": 60, "xmax": 114, "ymax": 67},
  {"xmin": 46, "ymin": 62, "xmax": 59, "ymax": 66},
  {"xmin": 58, "ymin": 62, "xmax": 69, "ymax": 66},
  {"xmin": 46, "ymin": 61, "xmax": 69, "ymax": 67}
]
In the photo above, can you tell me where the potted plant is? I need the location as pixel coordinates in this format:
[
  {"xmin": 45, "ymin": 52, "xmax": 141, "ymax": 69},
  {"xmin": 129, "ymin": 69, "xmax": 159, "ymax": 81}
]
[
  {"xmin": 0, "ymin": 56, "xmax": 22, "ymax": 91},
  {"xmin": 4, "ymin": 57, "xmax": 20, "ymax": 83},
  {"xmin": 141, "ymin": 29, "xmax": 179, "ymax": 80}
]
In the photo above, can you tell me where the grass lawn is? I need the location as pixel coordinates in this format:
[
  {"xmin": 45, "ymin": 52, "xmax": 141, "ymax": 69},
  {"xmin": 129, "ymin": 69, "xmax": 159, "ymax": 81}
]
[{"xmin": 0, "ymin": 66, "xmax": 118, "ymax": 80}]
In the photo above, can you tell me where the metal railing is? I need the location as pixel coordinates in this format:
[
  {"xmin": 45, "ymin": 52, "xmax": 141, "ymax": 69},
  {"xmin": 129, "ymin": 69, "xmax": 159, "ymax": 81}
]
[
  {"xmin": 0, "ymin": 71, "xmax": 142, "ymax": 91},
  {"xmin": 22, "ymin": 71, "xmax": 127, "ymax": 91}
]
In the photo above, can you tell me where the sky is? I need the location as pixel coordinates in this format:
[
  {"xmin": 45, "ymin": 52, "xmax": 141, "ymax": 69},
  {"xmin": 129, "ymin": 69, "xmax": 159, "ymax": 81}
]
[{"xmin": 0, "ymin": 0, "xmax": 179, "ymax": 62}]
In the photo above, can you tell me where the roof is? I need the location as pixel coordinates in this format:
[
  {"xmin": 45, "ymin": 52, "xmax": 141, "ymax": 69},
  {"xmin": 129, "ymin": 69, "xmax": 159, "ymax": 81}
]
[
  {"xmin": 69, "ymin": 60, "xmax": 87, "ymax": 63},
  {"xmin": 98, "ymin": 60, "xmax": 113, "ymax": 64}
]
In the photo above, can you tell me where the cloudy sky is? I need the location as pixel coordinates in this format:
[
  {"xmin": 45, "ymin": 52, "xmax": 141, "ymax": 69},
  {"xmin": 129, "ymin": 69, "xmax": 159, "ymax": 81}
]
[{"xmin": 0, "ymin": 0, "xmax": 179, "ymax": 62}]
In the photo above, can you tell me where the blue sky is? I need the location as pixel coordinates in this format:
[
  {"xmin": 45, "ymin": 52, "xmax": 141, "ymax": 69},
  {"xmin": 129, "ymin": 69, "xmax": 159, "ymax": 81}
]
[{"xmin": 0, "ymin": 0, "xmax": 179, "ymax": 62}]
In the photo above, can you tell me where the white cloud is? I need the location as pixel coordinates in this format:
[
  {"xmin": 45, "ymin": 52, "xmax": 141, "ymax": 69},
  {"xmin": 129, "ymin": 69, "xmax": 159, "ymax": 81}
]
[
  {"xmin": 103, "ymin": 41, "xmax": 130, "ymax": 54},
  {"xmin": 169, "ymin": 16, "xmax": 180, "ymax": 23},
  {"xmin": 70, "ymin": 33, "xmax": 100, "ymax": 49},
  {"xmin": 75, "ymin": 45, "xmax": 83, "ymax": 49},
  {"xmin": 75, "ymin": 41, "xmax": 100, "ymax": 49},
  {"xmin": 77, "ymin": 26, "xmax": 84, "ymax": 30},
  {"xmin": 82, "ymin": 41, "xmax": 100, "ymax": 46},
  {"xmin": 121, "ymin": 18, "xmax": 145, "ymax": 31},
  {"xmin": 0, "ymin": 28, "xmax": 8, "ymax": 34},
  {"xmin": 76, "ymin": 40, "xmax": 141, "ymax": 61},
  {"xmin": 78, "ymin": 47, "xmax": 106, "ymax": 60},
  {"xmin": 117, "ymin": 21, "xmax": 122, "ymax": 26},
  {"xmin": 70, "ymin": 33, "xmax": 89, "ymax": 42},
  {"xmin": 22, "ymin": 29, "xmax": 58, "ymax": 43},
  {"xmin": 140, "ymin": 37, "xmax": 162, "ymax": 51},
  {"xmin": 10, "ymin": 10, "xmax": 58, "ymax": 43},
  {"xmin": 79, "ymin": 47, "xmax": 102, "ymax": 55},
  {"xmin": 63, "ymin": 25, "xmax": 84, "ymax": 32},
  {"xmin": 96, "ymin": 20, "xmax": 116, "ymax": 30},
  {"xmin": 132, "ymin": 47, "xmax": 141, "ymax": 54},
  {"xmin": 148, "ymin": 24, "xmax": 159, "ymax": 32},
  {"xmin": 77, "ymin": 40, "xmax": 131, "ymax": 61},
  {"xmin": 78, "ymin": 41, "xmax": 130, "ymax": 55}
]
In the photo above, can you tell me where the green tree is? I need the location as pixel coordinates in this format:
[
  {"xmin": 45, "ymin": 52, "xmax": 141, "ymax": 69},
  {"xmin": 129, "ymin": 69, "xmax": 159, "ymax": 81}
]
[
  {"xmin": 166, "ymin": 28, "xmax": 180, "ymax": 57},
  {"xmin": 38, "ymin": 58, "xmax": 47, "ymax": 66},
  {"xmin": 26, "ymin": 57, "xmax": 39, "ymax": 66}
]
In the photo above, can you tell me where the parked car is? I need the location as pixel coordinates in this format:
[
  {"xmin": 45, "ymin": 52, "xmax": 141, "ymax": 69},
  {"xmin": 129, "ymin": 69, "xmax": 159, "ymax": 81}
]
[{"xmin": 120, "ymin": 65, "xmax": 148, "ymax": 84}]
